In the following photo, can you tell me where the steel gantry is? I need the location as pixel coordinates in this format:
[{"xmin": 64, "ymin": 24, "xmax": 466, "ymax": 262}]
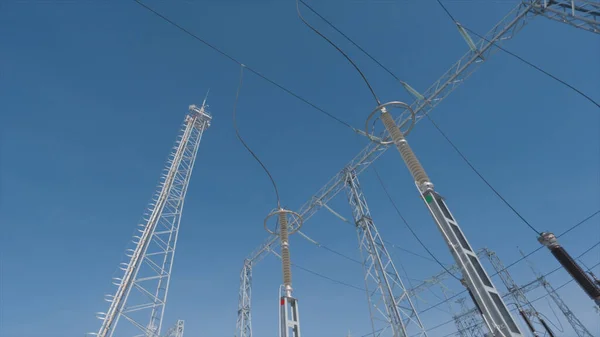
[
  {"xmin": 234, "ymin": 1, "xmax": 600, "ymax": 336},
  {"xmin": 236, "ymin": 259, "xmax": 253, "ymax": 337},
  {"xmin": 483, "ymin": 249, "xmax": 554, "ymax": 337},
  {"xmin": 162, "ymin": 320, "xmax": 185, "ymax": 337},
  {"xmin": 521, "ymin": 251, "xmax": 594, "ymax": 337},
  {"xmin": 91, "ymin": 102, "xmax": 212, "ymax": 337},
  {"xmin": 344, "ymin": 170, "xmax": 427, "ymax": 337},
  {"xmin": 454, "ymin": 298, "xmax": 487, "ymax": 337}
]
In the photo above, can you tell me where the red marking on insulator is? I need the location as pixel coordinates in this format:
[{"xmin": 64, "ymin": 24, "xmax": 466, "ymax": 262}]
[{"xmin": 280, "ymin": 298, "xmax": 285, "ymax": 305}]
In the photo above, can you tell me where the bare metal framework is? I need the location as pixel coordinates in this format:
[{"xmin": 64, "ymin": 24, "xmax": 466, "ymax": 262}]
[
  {"xmin": 234, "ymin": 2, "xmax": 600, "ymax": 336},
  {"xmin": 536, "ymin": 276, "xmax": 593, "ymax": 337},
  {"xmin": 532, "ymin": 0, "xmax": 600, "ymax": 33},
  {"xmin": 236, "ymin": 259, "xmax": 253, "ymax": 337},
  {"xmin": 162, "ymin": 320, "xmax": 185, "ymax": 337},
  {"xmin": 344, "ymin": 170, "xmax": 427, "ymax": 337},
  {"xmin": 483, "ymin": 249, "xmax": 551, "ymax": 337},
  {"xmin": 521, "ymin": 251, "xmax": 594, "ymax": 337},
  {"xmin": 454, "ymin": 298, "xmax": 487, "ymax": 337},
  {"xmin": 91, "ymin": 103, "xmax": 212, "ymax": 337}
]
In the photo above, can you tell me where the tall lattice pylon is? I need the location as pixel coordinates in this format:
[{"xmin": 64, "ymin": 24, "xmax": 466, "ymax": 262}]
[
  {"xmin": 92, "ymin": 102, "xmax": 212, "ymax": 337},
  {"xmin": 236, "ymin": 259, "xmax": 252, "ymax": 337},
  {"xmin": 344, "ymin": 169, "xmax": 428, "ymax": 337}
]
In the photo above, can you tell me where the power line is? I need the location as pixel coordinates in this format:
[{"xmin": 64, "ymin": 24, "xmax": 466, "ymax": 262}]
[
  {"xmin": 232, "ymin": 65, "xmax": 281, "ymax": 207},
  {"xmin": 296, "ymin": 0, "xmax": 381, "ymax": 105},
  {"xmin": 299, "ymin": 227, "xmax": 444, "ymax": 267},
  {"xmin": 132, "ymin": 0, "xmax": 359, "ymax": 133},
  {"xmin": 373, "ymin": 167, "xmax": 461, "ymax": 281},
  {"xmin": 298, "ymin": 230, "xmax": 363, "ymax": 265},
  {"xmin": 270, "ymin": 249, "xmax": 365, "ymax": 292},
  {"xmin": 424, "ymin": 114, "xmax": 542, "ymax": 235},
  {"xmin": 298, "ymin": 0, "xmax": 400, "ymax": 82},
  {"xmin": 418, "ymin": 235, "xmax": 600, "ymax": 315},
  {"xmin": 375, "ymin": 246, "xmax": 600, "ymax": 337}
]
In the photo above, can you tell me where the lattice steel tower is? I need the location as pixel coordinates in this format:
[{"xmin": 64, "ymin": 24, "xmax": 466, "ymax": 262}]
[
  {"xmin": 344, "ymin": 169, "xmax": 427, "ymax": 337},
  {"xmin": 91, "ymin": 102, "xmax": 212, "ymax": 337}
]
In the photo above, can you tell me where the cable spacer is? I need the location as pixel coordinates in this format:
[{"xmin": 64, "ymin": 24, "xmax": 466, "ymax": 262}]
[
  {"xmin": 365, "ymin": 101, "xmax": 416, "ymax": 145},
  {"xmin": 264, "ymin": 208, "xmax": 304, "ymax": 236}
]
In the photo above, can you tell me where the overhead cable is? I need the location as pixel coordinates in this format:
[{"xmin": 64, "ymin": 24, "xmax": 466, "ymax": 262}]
[
  {"xmin": 296, "ymin": 0, "xmax": 381, "ymax": 105},
  {"xmin": 232, "ymin": 65, "xmax": 281, "ymax": 207},
  {"xmin": 373, "ymin": 167, "xmax": 461, "ymax": 281},
  {"xmin": 132, "ymin": 0, "xmax": 360, "ymax": 133}
]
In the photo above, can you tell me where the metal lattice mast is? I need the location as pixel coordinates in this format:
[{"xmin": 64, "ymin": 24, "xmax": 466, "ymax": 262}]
[
  {"xmin": 162, "ymin": 320, "xmax": 185, "ymax": 337},
  {"xmin": 344, "ymin": 170, "xmax": 428, "ymax": 337},
  {"xmin": 483, "ymin": 249, "xmax": 553, "ymax": 337},
  {"xmin": 235, "ymin": 1, "xmax": 600, "ymax": 334},
  {"xmin": 236, "ymin": 259, "xmax": 253, "ymax": 337},
  {"xmin": 93, "ymin": 103, "xmax": 212, "ymax": 337},
  {"xmin": 520, "ymin": 250, "xmax": 593, "ymax": 337}
]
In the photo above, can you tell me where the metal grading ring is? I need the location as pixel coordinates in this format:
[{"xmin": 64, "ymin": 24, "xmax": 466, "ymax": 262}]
[
  {"xmin": 264, "ymin": 208, "xmax": 304, "ymax": 236},
  {"xmin": 364, "ymin": 101, "xmax": 416, "ymax": 145}
]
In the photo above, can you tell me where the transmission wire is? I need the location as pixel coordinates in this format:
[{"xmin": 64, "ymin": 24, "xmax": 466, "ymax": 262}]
[
  {"xmin": 298, "ymin": 0, "xmax": 401, "ymax": 83},
  {"xmin": 416, "ymin": 211, "xmax": 599, "ymax": 314},
  {"xmin": 369, "ymin": 245, "xmax": 600, "ymax": 337},
  {"xmin": 373, "ymin": 167, "xmax": 462, "ymax": 281},
  {"xmin": 232, "ymin": 65, "xmax": 281, "ymax": 208},
  {"xmin": 132, "ymin": 0, "xmax": 360, "ymax": 133},
  {"xmin": 425, "ymin": 115, "xmax": 542, "ymax": 235},
  {"xmin": 296, "ymin": 0, "xmax": 381, "ymax": 105}
]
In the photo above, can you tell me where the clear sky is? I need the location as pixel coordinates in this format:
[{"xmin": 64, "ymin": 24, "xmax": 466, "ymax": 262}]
[{"xmin": 1, "ymin": 1, "xmax": 599, "ymax": 337}]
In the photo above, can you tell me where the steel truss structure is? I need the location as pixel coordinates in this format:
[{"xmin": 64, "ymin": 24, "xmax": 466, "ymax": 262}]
[
  {"xmin": 521, "ymin": 252, "xmax": 594, "ymax": 337},
  {"xmin": 162, "ymin": 320, "xmax": 185, "ymax": 337},
  {"xmin": 92, "ymin": 103, "xmax": 212, "ymax": 337},
  {"xmin": 484, "ymin": 249, "xmax": 550, "ymax": 337},
  {"xmin": 454, "ymin": 298, "xmax": 487, "ymax": 337},
  {"xmin": 234, "ymin": 1, "xmax": 600, "ymax": 337},
  {"xmin": 536, "ymin": 276, "xmax": 593, "ymax": 337},
  {"xmin": 236, "ymin": 259, "xmax": 253, "ymax": 337},
  {"xmin": 345, "ymin": 170, "xmax": 427, "ymax": 337}
]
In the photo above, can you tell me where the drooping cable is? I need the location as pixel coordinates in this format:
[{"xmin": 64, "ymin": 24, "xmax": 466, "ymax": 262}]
[
  {"xmin": 232, "ymin": 65, "xmax": 281, "ymax": 207},
  {"xmin": 425, "ymin": 115, "xmax": 542, "ymax": 235},
  {"xmin": 296, "ymin": 0, "xmax": 381, "ymax": 105},
  {"xmin": 539, "ymin": 308, "xmax": 564, "ymax": 333},
  {"xmin": 433, "ymin": 0, "xmax": 600, "ymax": 109},
  {"xmin": 269, "ymin": 249, "xmax": 365, "ymax": 291},
  {"xmin": 298, "ymin": 0, "xmax": 399, "ymax": 83},
  {"xmin": 132, "ymin": 0, "xmax": 360, "ymax": 133},
  {"xmin": 373, "ymin": 167, "xmax": 461, "ymax": 281},
  {"xmin": 298, "ymin": 230, "xmax": 363, "ymax": 265}
]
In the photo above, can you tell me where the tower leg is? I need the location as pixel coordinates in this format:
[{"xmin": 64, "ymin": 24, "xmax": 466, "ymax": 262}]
[{"xmin": 345, "ymin": 170, "xmax": 428, "ymax": 337}]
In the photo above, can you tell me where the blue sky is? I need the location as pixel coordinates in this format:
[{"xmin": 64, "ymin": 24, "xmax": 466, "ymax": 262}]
[{"xmin": 1, "ymin": 1, "xmax": 599, "ymax": 337}]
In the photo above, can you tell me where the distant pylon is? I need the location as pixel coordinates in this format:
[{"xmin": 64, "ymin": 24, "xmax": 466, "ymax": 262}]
[{"xmin": 91, "ymin": 103, "xmax": 212, "ymax": 337}]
